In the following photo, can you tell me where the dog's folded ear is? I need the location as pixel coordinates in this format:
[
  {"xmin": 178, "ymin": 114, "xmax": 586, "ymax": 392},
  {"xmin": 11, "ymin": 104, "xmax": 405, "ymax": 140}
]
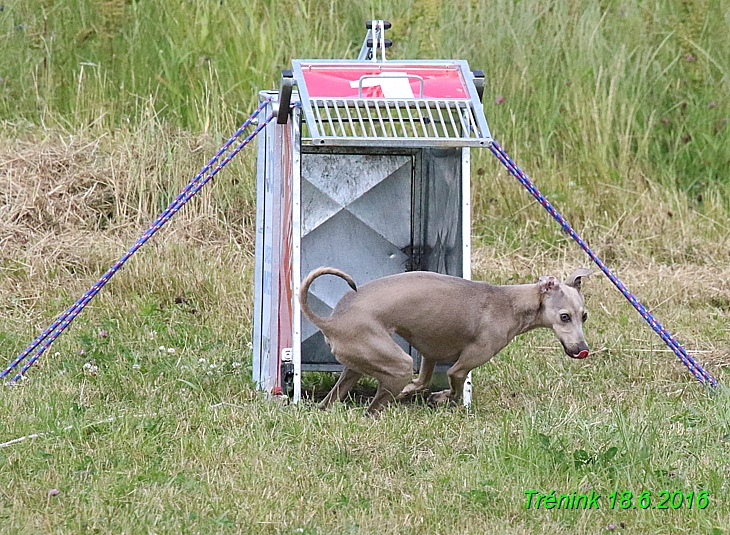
[
  {"xmin": 538, "ymin": 275, "xmax": 558, "ymax": 294},
  {"xmin": 564, "ymin": 268, "xmax": 593, "ymax": 292}
]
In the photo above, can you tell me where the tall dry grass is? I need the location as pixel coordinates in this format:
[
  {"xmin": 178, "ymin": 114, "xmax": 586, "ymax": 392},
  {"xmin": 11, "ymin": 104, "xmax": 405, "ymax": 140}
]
[{"xmin": 2, "ymin": 0, "xmax": 728, "ymax": 185}]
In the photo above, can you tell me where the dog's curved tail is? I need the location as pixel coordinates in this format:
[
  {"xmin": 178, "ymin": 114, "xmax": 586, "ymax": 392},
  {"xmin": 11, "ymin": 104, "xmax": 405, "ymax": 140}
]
[{"xmin": 299, "ymin": 267, "xmax": 357, "ymax": 329}]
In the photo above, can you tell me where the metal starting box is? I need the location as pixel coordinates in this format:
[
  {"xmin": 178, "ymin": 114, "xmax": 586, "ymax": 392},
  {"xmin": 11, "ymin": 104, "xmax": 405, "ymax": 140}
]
[{"xmin": 252, "ymin": 21, "xmax": 492, "ymax": 403}]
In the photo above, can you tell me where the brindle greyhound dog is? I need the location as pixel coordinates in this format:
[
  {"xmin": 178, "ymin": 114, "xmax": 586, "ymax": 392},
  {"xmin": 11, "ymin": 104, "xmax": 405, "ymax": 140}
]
[{"xmin": 300, "ymin": 267, "xmax": 593, "ymax": 415}]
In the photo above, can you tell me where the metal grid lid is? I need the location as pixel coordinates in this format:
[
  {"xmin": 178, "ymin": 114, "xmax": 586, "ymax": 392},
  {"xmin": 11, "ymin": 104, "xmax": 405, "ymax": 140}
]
[{"xmin": 292, "ymin": 60, "xmax": 492, "ymax": 148}]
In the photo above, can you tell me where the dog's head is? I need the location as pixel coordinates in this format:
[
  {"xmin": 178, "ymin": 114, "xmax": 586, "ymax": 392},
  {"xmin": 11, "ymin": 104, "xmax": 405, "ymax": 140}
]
[{"xmin": 538, "ymin": 268, "xmax": 593, "ymax": 359}]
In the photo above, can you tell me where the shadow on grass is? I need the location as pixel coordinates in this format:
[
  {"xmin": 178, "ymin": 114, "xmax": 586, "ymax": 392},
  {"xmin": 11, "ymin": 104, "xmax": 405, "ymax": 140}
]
[{"xmin": 300, "ymin": 372, "xmax": 441, "ymax": 410}]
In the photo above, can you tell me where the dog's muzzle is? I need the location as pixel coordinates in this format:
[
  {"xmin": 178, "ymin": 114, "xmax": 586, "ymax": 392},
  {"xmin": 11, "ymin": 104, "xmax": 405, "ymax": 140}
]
[{"xmin": 563, "ymin": 341, "xmax": 589, "ymax": 359}]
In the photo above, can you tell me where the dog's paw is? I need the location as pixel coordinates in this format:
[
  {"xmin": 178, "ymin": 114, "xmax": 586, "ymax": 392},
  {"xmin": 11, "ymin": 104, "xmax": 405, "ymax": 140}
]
[
  {"xmin": 427, "ymin": 390, "xmax": 456, "ymax": 408},
  {"xmin": 397, "ymin": 382, "xmax": 424, "ymax": 400}
]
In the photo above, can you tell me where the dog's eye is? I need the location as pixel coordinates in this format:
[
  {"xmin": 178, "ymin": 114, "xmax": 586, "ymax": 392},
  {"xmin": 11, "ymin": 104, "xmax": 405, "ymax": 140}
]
[
  {"xmin": 582, "ymin": 312, "xmax": 588, "ymax": 323},
  {"xmin": 560, "ymin": 313, "xmax": 571, "ymax": 323}
]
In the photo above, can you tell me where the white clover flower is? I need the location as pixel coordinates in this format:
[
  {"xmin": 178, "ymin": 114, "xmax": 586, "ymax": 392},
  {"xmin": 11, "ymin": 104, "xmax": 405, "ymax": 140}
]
[{"xmin": 167, "ymin": 347, "xmax": 176, "ymax": 354}]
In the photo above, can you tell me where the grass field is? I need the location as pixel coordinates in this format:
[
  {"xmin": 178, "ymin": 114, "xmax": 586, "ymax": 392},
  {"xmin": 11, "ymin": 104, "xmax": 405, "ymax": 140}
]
[{"xmin": 2, "ymin": 0, "xmax": 730, "ymax": 533}]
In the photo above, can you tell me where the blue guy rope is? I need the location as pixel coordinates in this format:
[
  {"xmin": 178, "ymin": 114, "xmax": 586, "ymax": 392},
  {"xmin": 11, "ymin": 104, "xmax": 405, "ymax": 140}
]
[
  {"xmin": 2, "ymin": 101, "xmax": 276, "ymax": 385},
  {"xmin": 489, "ymin": 140, "xmax": 717, "ymax": 387}
]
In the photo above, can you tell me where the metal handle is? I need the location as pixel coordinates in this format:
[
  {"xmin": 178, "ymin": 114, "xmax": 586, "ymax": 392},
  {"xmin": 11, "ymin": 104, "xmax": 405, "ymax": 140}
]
[
  {"xmin": 277, "ymin": 70, "xmax": 294, "ymax": 124},
  {"xmin": 365, "ymin": 20, "xmax": 391, "ymax": 30},
  {"xmin": 357, "ymin": 74, "xmax": 425, "ymax": 98},
  {"xmin": 471, "ymin": 70, "xmax": 485, "ymax": 103}
]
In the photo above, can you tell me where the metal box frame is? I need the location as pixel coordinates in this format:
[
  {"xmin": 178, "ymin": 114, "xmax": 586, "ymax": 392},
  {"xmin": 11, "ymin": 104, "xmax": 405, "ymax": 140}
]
[{"xmin": 253, "ymin": 27, "xmax": 491, "ymax": 404}]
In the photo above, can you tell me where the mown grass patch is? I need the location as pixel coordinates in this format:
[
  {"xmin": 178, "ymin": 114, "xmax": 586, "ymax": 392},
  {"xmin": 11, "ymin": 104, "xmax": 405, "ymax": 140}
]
[{"xmin": 2, "ymin": 230, "xmax": 730, "ymax": 533}]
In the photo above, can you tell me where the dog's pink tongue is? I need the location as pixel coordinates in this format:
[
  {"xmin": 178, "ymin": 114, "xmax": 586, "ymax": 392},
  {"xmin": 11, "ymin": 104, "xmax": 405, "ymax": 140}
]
[{"xmin": 574, "ymin": 350, "xmax": 589, "ymax": 359}]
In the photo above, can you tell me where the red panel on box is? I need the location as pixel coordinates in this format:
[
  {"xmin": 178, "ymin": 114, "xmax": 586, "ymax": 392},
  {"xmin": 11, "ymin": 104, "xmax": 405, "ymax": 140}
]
[{"xmin": 300, "ymin": 64, "xmax": 468, "ymax": 99}]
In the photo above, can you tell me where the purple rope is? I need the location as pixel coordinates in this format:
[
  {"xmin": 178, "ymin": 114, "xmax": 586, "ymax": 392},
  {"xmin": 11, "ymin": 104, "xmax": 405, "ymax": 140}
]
[
  {"xmin": 489, "ymin": 140, "xmax": 717, "ymax": 387},
  {"xmin": 3, "ymin": 104, "xmax": 276, "ymax": 385}
]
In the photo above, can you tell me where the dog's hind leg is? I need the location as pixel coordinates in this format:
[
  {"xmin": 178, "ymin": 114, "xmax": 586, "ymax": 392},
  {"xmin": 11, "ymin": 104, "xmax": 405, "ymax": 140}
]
[
  {"xmin": 355, "ymin": 333, "xmax": 413, "ymax": 416},
  {"xmin": 397, "ymin": 357, "xmax": 435, "ymax": 399},
  {"xmin": 319, "ymin": 367, "xmax": 363, "ymax": 410},
  {"xmin": 366, "ymin": 372, "xmax": 412, "ymax": 416}
]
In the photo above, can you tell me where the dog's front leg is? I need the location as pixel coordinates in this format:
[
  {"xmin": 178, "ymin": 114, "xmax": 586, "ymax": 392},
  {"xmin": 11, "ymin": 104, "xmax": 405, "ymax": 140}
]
[
  {"xmin": 428, "ymin": 345, "xmax": 492, "ymax": 406},
  {"xmin": 428, "ymin": 366, "xmax": 468, "ymax": 406},
  {"xmin": 397, "ymin": 357, "xmax": 435, "ymax": 399}
]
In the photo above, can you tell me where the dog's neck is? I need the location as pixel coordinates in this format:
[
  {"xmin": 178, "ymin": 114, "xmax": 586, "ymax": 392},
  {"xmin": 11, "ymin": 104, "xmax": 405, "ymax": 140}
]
[{"xmin": 497, "ymin": 283, "xmax": 545, "ymax": 336}]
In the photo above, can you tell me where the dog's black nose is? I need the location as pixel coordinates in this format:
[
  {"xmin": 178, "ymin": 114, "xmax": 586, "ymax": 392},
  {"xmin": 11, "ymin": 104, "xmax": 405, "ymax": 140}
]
[
  {"xmin": 564, "ymin": 340, "xmax": 589, "ymax": 359},
  {"xmin": 570, "ymin": 341, "xmax": 590, "ymax": 359}
]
